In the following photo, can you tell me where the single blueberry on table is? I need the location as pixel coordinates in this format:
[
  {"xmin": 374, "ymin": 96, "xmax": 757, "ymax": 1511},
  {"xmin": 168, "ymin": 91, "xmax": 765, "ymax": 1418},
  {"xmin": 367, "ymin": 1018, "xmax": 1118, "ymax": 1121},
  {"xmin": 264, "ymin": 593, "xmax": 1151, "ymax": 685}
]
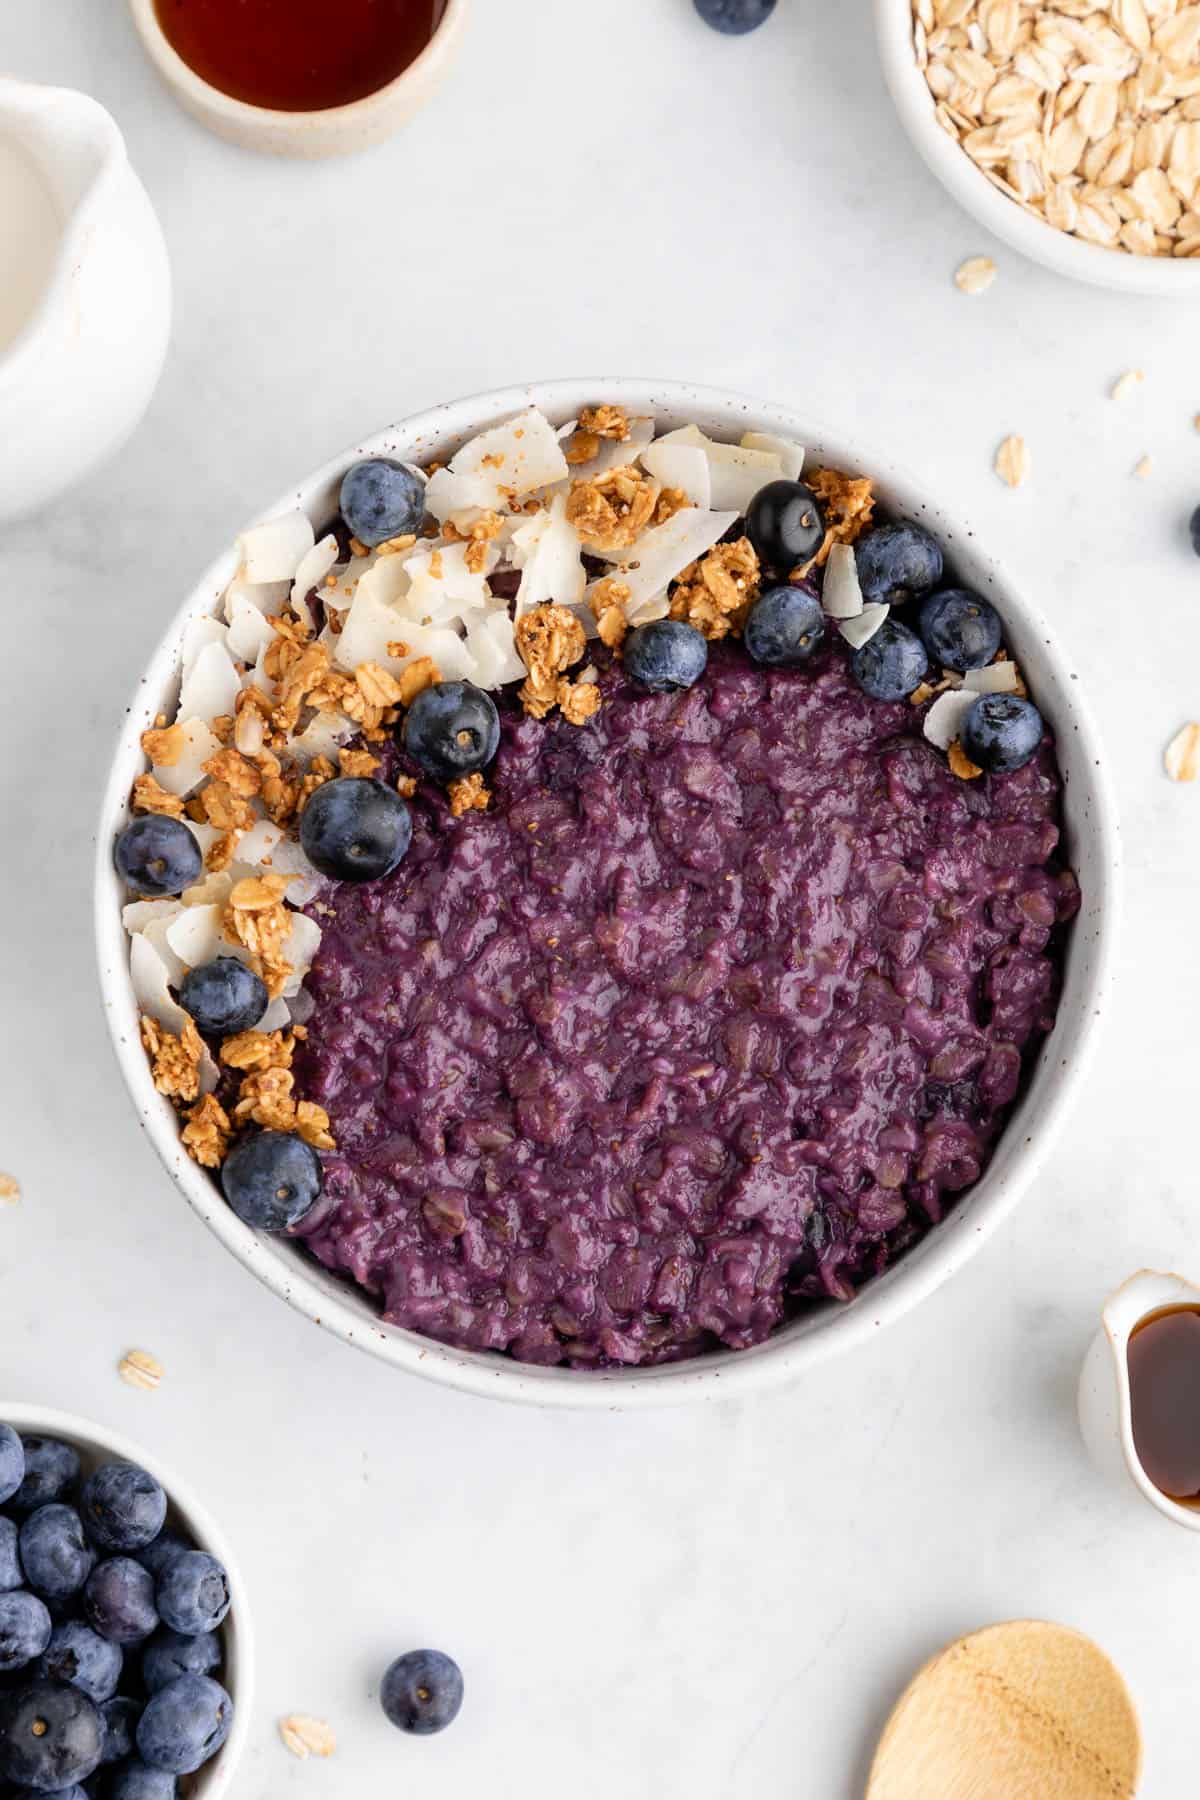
[
  {"xmin": 855, "ymin": 521, "xmax": 945, "ymax": 608},
  {"xmin": 850, "ymin": 619, "xmax": 930, "ymax": 701},
  {"xmin": 403, "ymin": 681, "xmax": 501, "ymax": 784},
  {"xmin": 154, "ymin": 1552, "xmax": 230, "ymax": 1638},
  {"xmin": 960, "ymin": 694, "xmax": 1045, "ymax": 774},
  {"xmin": 135, "ymin": 1530, "xmax": 192, "ymax": 1585},
  {"xmin": 0, "ymin": 1422, "xmax": 24, "ymax": 1504},
  {"xmin": 918, "ymin": 588, "xmax": 1003, "ymax": 673},
  {"xmin": 81, "ymin": 1465, "xmax": 167, "ymax": 1556},
  {"xmin": 0, "ymin": 1592, "xmax": 52, "ymax": 1671},
  {"xmin": 623, "ymin": 620, "xmax": 708, "ymax": 692},
  {"xmin": 113, "ymin": 817, "xmax": 202, "ymax": 899},
  {"xmin": 0, "ymin": 1679, "xmax": 104, "ymax": 1790},
  {"xmin": 108, "ymin": 1758, "xmax": 177, "ymax": 1798},
  {"xmin": 380, "ymin": 1649, "xmax": 464, "ymax": 1736},
  {"xmin": 37, "ymin": 1618, "xmax": 123, "ymax": 1703},
  {"xmin": 100, "ymin": 1695, "xmax": 143, "ymax": 1764},
  {"xmin": 19, "ymin": 1506, "xmax": 95, "ymax": 1602},
  {"xmin": 85, "ymin": 1558, "xmax": 159, "ymax": 1647},
  {"xmin": 299, "ymin": 776, "xmax": 413, "ymax": 882},
  {"xmin": 178, "ymin": 958, "xmax": 268, "ymax": 1039},
  {"xmin": 142, "ymin": 1627, "xmax": 220, "ymax": 1695},
  {"xmin": 0, "ymin": 1517, "xmax": 22, "ymax": 1591},
  {"xmin": 694, "ymin": 0, "xmax": 776, "ymax": 33},
  {"xmin": 136, "ymin": 1673, "xmax": 233, "ymax": 1774},
  {"xmin": 745, "ymin": 479, "xmax": 825, "ymax": 573},
  {"xmin": 340, "ymin": 458, "xmax": 426, "ymax": 548},
  {"xmin": 9, "ymin": 1437, "xmax": 80, "ymax": 1518},
  {"xmin": 744, "ymin": 583, "xmax": 826, "ymax": 668},
  {"xmin": 221, "ymin": 1130, "xmax": 323, "ymax": 1232}
]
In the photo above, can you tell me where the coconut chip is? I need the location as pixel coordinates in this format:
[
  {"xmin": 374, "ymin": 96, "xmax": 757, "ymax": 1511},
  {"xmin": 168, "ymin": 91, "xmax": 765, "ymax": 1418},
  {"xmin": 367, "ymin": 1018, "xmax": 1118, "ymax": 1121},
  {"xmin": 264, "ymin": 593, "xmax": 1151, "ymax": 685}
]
[
  {"xmin": 821, "ymin": 542, "xmax": 864, "ymax": 620},
  {"xmin": 838, "ymin": 604, "xmax": 890, "ymax": 651},
  {"xmin": 924, "ymin": 688, "xmax": 979, "ymax": 752}
]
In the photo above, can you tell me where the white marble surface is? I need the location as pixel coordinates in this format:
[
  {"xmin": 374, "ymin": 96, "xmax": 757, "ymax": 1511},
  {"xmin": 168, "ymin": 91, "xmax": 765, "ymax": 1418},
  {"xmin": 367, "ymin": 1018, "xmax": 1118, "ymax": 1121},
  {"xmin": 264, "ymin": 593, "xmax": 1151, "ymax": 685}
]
[{"xmin": 3, "ymin": 1, "xmax": 1200, "ymax": 1794}]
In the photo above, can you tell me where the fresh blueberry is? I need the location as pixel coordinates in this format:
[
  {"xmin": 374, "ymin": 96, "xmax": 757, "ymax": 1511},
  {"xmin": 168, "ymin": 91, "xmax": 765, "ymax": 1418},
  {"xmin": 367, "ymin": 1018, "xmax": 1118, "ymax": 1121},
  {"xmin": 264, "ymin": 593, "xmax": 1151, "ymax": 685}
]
[
  {"xmin": 81, "ymin": 1466, "xmax": 167, "ymax": 1557},
  {"xmin": 0, "ymin": 1680, "xmax": 104, "ymax": 1790},
  {"xmin": 960, "ymin": 694, "xmax": 1045, "ymax": 774},
  {"xmin": 154, "ymin": 1553, "xmax": 230, "ymax": 1638},
  {"xmin": 850, "ymin": 619, "xmax": 930, "ymax": 701},
  {"xmin": 744, "ymin": 583, "xmax": 826, "ymax": 668},
  {"xmin": 178, "ymin": 958, "xmax": 268, "ymax": 1039},
  {"xmin": 221, "ymin": 1130, "xmax": 323, "ymax": 1232},
  {"xmin": 142, "ymin": 1628, "xmax": 220, "ymax": 1695},
  {"xmin": 1190, "ymin": 502, "xmax": 1200, "ymax": 556},
  {"xmin": 402, "ymin": 682, "xmax": 501, "ymax": 784},
  {"xmin": 694, "ymin": 0, "xmax": 776, "ymax": 30},
  {"xmin": 0, "ymin": 1518, "xmax": 22, "ymax": 1592},
  {"xmin": 100, "ymin": 1696, "xmax": 143, "ymax": 1765},
  {"xmin": 0, "ymin": 1593, "xmax": 52, "ymax": 1671},
  {"xmin": 109, "ymin": 1757, "xmax": 178, "ymax": 1798},
  {"xmin": 745, "ymin": 480, "xmax": 825, "ymax": 574},
  {"xmin": 918, "ymin": 588, "xmax": 1003, "ymax": 673},
  {"xmin": 113, "ymin": 818, "xmax": 202, "ymax": 899},
  {"xmin": 299, "ymin": 777, "xmax": 412, "ymax": 882},
  {"xmin": 340, "ymin": 459, "xmax": 426, "ymax": 549},
  {"xmin": 19, "ymin": 1506, "xmax": 95, "ymax": 1603},
  {"xmin": 10, "ymin": 1786, "xmax": 90, "ymax": 1799},
  {"xmin": 85, "ymin": 1559, "xmax": 159, "ymax": 1647},
  {"xmin": 37, "ymin": 1620, "xmax": 123, "ymax": 1703},
  {"xmin": 380, "ymin": 1649, "xmax": 464, "ymax": 1736},
  {"xmin": 9, "ymin": 1438, "xmax": 80, "ymax": 1518},
  {"xmin": 136, "ymin": 1674, "xmax": 233, "ymax": 1774},
  {"xmin": 623, "ymin": 620, "xmax": 708, "ymax": 692},
  {"xmin": 135, "ymin": 1531, "xmax": 193, "ymax": 1585},
  {"xmin": 0, "ymin": 1422, "xmax": 24, "ymax": 1504},
  {"xmin": 855, "ymin": 521, "xmax": 944, "ymax": 608}
]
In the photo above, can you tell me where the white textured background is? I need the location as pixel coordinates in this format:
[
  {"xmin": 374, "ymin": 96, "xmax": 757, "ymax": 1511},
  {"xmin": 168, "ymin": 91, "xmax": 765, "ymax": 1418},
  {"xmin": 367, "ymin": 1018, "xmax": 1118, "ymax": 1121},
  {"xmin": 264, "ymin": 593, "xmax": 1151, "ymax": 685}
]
[{"xmin": 4, "ymin": 1, "xmax": 1200, "ymax": 1793}]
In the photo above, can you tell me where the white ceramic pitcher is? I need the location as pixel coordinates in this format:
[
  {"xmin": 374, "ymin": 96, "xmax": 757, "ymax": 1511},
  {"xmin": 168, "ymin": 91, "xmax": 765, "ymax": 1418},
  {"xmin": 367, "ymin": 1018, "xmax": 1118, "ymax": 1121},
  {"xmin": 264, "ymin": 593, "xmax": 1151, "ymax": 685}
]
[
  {"xmin": 1078, "ymin": 1269, "xmax": 1200, "ymax": 1533},
  {"xmin": 0, "ymin": 80, "xmax": 170, "ymax": 522}
]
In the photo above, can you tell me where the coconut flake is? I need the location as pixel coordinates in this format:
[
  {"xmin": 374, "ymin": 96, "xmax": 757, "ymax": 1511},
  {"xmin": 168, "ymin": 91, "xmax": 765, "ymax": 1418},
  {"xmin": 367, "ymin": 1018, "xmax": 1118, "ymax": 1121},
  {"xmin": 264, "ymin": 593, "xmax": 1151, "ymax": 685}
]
[
  {"xmin": 465, "ymin": 610, "xmax": 526, "ymax": 688},
  {"xmin": 424, "ymin": 469, "xmax": 499, "ymax": 527},
  {"xmin": 514, "ymin": 493, "xmax": 586, "ymax": 612},
  {"xmin": 258, "ymin": 997, "xmax": 292, "ymax": 1032},
  {"xmin": 653, "ymin": 425, "xmax": 782, "ymax": 511},
  {"xmin": 292, "ymin": 534, "xmax": 340, "ymax": 616},
  {"xmin": 165, "ymin": 903, "xmax": 224, "ymax": 970},
  {"xmin": 290, "ymin": 711, "xmax": 357, "ymax": 765},
  {"xmin": 178, "ymin": 640, "xmax": 241, "ymax": 726},
  {"xmin": 605, "ymin": 507, "xmax": 739, "ymax": 605},
  {"xmin": 123, "ymin": 899, "xmax": 183, "ymax": 935},
  {"xmin": 640, "ymin": 442, "xmax": 712, "ymax": 510},
  {"xmin": 740, "ymin": 431, "xmax": 806, "ymax": 482},
  {"xmin": 153, "ymin": 719, "xmax": 222, "ymax": 799},
  {"xmin": 961, "ymin": 660, "xmax": 1021, "ymax": 695},
  {"xmin": 265, "ymin": 837, "xmax": 323, "ymax": 907},
  {"xmin": 838, "ymin": 604, "xmax": 890, "ymax": 650},
  {"xmin": 821, "ymin": 543, "xmax": 864, "ymax": 620},
  {"xmin": 281, "ymin": 914, "xmax": 322, "ymax": 996},
  {"xmin": 449, "ymin": 408, "xmax": 568, "ymax": 499},
  {"xmin": 625, "ymin": 589, "xmax": 671, "ymax": 627},
  {"xmin": 223, "ymin": 575, "xmax": 290, "ymax": 624},
  {"xmin": 333, "ymin": 570, "xmax": 411, "ymax": 673},
  {"xmin": 924, "ymin": 689, "xmax": 979, "ymax": 752},
  {"xmin": 226, "ymin": 589, "xmax": 278, "ymax": 665},
  {"xmin": 568, "ymin": 416, "xmax": 656, "ymax": 479},
  {"xmin": 181, "ymin": 617, "xmax": 229, "ymax": 678},
  {"xmin": 238, "ymin": 512, "xmax": 315, "ymax": 585}
]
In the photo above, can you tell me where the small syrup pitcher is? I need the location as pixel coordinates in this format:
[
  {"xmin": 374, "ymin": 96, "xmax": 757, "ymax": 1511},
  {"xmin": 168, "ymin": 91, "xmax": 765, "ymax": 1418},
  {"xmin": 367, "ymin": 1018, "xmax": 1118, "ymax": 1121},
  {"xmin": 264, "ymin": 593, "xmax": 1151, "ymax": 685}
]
[
  {"xmin": 0, "ymin": 79, "xmax": 170, "ymax": 523},
  {"xmin": 1078, "ymin": 1269, "xmax": 1200, "ymax": 1533}
]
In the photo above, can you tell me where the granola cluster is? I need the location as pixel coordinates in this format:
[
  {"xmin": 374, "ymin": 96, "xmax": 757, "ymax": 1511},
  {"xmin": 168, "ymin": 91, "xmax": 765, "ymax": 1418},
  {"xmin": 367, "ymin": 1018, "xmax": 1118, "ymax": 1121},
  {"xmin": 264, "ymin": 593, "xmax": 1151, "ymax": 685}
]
[
  {"xmin": 668, "ymin": 537, "xmax": 762, "ymax": 640},
  {"xmin": 566, "ymin": 466, "xmax": 663, "ymax": 553},
  {"xmin": 795, "ymin": 468, "xmax": 876, "ymax": 575},
  {"xmin": 514, "ymin": 604, "xmax": 601, "ymax": 724}
]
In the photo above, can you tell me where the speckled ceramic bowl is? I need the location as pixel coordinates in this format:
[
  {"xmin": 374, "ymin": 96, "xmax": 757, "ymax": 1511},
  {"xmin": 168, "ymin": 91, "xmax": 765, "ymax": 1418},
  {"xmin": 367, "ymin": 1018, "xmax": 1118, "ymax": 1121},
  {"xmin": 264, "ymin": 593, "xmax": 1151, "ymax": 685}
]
[{"xmin": 94, "ymin": 377, "xmax": 1121, "ymax": 1409}]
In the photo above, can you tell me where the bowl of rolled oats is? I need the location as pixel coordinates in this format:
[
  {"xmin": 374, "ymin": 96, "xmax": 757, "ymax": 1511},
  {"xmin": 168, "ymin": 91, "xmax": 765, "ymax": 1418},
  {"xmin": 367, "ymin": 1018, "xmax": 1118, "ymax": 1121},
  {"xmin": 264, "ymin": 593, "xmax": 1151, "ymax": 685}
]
[{"xmin": 877, "ymin": 0, "xmax": 1200, "ymax": 293}]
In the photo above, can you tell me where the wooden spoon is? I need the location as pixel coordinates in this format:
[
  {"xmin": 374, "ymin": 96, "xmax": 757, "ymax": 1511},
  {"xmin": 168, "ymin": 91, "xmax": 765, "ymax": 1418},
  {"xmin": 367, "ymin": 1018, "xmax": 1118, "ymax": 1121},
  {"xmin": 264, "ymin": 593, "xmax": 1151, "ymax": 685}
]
[{"xmin": 866, "ymin": 1620, "xmax": 1142, "ymax": 1800}]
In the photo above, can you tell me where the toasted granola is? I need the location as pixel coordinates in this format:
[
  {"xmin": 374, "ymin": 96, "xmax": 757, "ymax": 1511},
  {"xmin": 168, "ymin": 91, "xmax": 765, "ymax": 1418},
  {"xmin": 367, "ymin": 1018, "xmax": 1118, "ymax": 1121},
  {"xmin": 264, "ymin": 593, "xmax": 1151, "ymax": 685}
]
[
  {"xmin": 669, "ymin": 537, "xmax": 761, "ymax": 639},
  {"xmin": 515, "ymin": 604, "xmax": 587, "ymax": 719},
  {"xmin": 221, "ymin": 1027, "xmax": 299, "ymax": 1072},
  {"xmin": 181, "ymin": 1094, "xmax": 232, "ymax": 1168},
  {"xmin": 796, "ymin": 469, "xmax": 876, "ymax": 574},
  {"xmin": 590, "ymin": 577, "xmax": 633, "ymax": 649},
  {"xmin": 448, "ymin": 773, "xmax": 491, "ymax": 817},
  {"xmin": 566, "ymin": 467, "xmax": 661, "ymax": 553},
  {"xmin": 140, "ymin": 723, "xmax": 185, "ymax": 766},
  {"xmin": 556, "ymin": 677, "xmax": 603, "ymax": 725},
  {"xmin": 580, "ymin": 403, "xmax": 631, "ymax": 442},
  {"xmin": 396, "ymin": 656, "xmax": 442, "ymax": 706},
  {"xmin": 140, "ymin": 1015, "xmax": 205, "ymax": 1105},
  {"xmin": 948, "ymin": 740, "xmax": 984, "ymax": 781},
  {"xmin": 131, "ymin": 775, "xmax": 187, "ymax": 820},
  {"xmin": 338, "ymin": 746, "xmax": 381, "ymax": 778}
]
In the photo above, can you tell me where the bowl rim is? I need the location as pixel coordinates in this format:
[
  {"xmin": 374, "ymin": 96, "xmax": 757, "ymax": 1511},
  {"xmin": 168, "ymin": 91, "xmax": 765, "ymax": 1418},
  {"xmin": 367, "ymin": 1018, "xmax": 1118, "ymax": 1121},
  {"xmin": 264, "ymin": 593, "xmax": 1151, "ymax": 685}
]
[
  {"xmin": 872, "ymin": 0, "xmax": 1200, "ymax": 296},
  {"xmin": 0, "ymin": 1401, "xmax": 254, "ymax": 1796},
  {"xmin": 94, "ymin": 374, "xmax": 1122, "ymax": 1410}
]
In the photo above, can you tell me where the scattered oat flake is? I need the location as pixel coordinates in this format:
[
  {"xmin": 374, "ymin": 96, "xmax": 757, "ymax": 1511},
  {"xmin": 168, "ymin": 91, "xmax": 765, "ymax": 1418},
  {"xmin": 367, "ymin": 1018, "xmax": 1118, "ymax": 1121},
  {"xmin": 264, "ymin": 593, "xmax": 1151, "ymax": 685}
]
[
  {"xmin": 1133, "ymin": 455, "xmax": 1153, "ymax": 480},
  {"xmin": 1111, "ymin": 369, "xmax": 1145, "ymax": 402},
  {"xmin": 119, "ymin": 1349, "xmax": 164, "ymax": 1392},
  {"xmin": 0, "ymin": 1173, "xmax": 19, "ymax": 1208},
  {"xmin": 995, "ymin": 435, "xmax": 1031, "ymax": 489},
  {"xmin": 1165, "ymin": 722, "xmax": 1200, "ymax": 782},
  {"xmin": 279, "ymin": 1716, "xmax": 337, "ymax": 1760},
  {"xmin": 955, "ymin": 256, "xmax": 996, "ymax": 294}
]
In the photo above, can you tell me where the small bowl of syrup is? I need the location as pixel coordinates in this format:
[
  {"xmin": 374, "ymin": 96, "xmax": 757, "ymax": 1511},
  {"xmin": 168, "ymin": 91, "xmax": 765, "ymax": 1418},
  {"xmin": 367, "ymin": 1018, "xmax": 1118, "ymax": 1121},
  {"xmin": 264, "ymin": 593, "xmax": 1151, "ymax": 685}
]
[{"xmin": 128, "ymin": 0, "xmax": 467, "ymax": 157}]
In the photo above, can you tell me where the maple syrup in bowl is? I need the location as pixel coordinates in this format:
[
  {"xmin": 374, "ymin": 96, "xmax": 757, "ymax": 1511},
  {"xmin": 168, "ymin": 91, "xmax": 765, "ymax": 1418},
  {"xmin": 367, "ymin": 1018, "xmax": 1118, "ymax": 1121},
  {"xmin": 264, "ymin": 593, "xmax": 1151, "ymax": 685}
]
[{"xmin": 1127, "ymin": 1306, "xmax": 1200, "ymax": 1506}]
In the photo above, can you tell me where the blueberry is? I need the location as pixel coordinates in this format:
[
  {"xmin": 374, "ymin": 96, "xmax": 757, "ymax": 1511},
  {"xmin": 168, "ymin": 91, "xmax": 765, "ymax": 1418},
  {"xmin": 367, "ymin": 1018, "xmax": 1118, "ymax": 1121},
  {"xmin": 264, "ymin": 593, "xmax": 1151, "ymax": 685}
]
[
  {"xmin": 10, "ymin": 1786, "xmax": 90, "ymax": 1799},
  {"xmin": 855, "ymin": 521, "xmax": 944, "ymax": 607},
  {"xmin": 918, "ymin": 588, "xmax": 1003, "ymax": 673},
  {"xmin": 0, "ymin": 1680, "xmax": 104, "ymax": 1790},
  {"xmin": 340, "ymin": 459, "xmax": 425, "ymax": 549},
  {"xmin": 850, "ymin": 619, "xmax": 930, "ymax": 701},
  {"xmin": 221, "ymin": 1130, "xmax": 323, "ymax": 1232},
  {"xmin": 154, "ymin": 1553, "xmax": 230, "ymax": 1638},
  {"xmin": 108, "ymin": 1760, "xmax": 177, "ymax": 1798},
  {"xmin": 135, "ymin": 1531, "xmax": 193, "ymax": 1585},
  {"xmin": 142, "ymin": 1628, "xmax": 220, "ymax": 1695},
  {"xmin": 960, "ymin": 694, "xmax": 1045, "ymax": 774},
  {"xmin": 81, "ymin": 1467, "xmax": 167, "ymax": 1556},
  {"xmin": 0, "ymin": 1518, "xmax": 22, "ymax": 1592},
  {"xmin": 380, "ymin": 1649, "xmax": 464, "ymax": 1736},
  {"xmin": 744, "ymin": 583, "xmax": 826, "ymax": 668},
  {"xmin": 9, "ymin": 1438, "xmax": 80, "ymax": 1518},
  {"xmin": 299, "ymin": 777, "xmax": 412, "ymax": 882},
  {"xmin": 113, "ymin": 818, "xmax": 202, "ymax": 899},
  {"xmin": 402, "ymin": 682, "xmax": 500, "ymax": 784},
  {"xmin": 0, "ymin": 1422, "xmax": 24, "ymax": 1504},
  {"xmin": 85, "ymin": 1559, "xmax": 159, "ymax": 1647},
  {"xmin": 0, "ymin": 1593, "xmax": 52, "ymax": 1671},
  {"xmin": 37, "ymin": 1620, "xmax": 123, "ymax": 1703},
  {"xmin": 623, "ymin": 620, "xmax": 708, "ymax": 692},
  {"xmin": 178, "ymin": 958, "xmax": 268, "ymax": 1039},
  {"xmin": 100, "ymin": 1696, "xmax": 143, "ymax": 1764},
  {"xmin": 694, "ymin": 0, "xmax": 776, "ymax": 29},
  {"xmin": 745, "ymin": 480, "xmax": 825, "ymax": 574},
  {"xmin": 1190, "ymin": 502, "xmax": 1200, "ymax": 556},
  {"xmin": 19, "ymin": 1506, "xmax": 95, "ymax": 1603},
  {"xmin": 136, "ymin": 1674, "xmax": 233, "ymax": 1774}
]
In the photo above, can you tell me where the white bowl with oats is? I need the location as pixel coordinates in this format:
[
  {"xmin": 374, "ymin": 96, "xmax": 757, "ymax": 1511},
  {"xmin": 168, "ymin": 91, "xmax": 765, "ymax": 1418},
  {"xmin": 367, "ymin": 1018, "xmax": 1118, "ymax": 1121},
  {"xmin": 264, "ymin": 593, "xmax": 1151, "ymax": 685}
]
[
  {"xmin": 95, "ymin": 377, "xmax": 1119, "ymax": 1409},
  {"xmin": 876, "ymin": 0, "xmax": 1200, "ymax": 294}
]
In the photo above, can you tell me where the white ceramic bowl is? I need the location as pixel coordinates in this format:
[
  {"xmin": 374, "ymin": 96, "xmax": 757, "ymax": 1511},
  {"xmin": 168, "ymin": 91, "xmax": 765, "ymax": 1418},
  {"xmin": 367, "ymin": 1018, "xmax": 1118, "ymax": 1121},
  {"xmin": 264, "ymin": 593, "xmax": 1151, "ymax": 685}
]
[
  {"xmin": 127, "ymin": 0, "xmax": 468, "ymax": 158},
  {"xmin": 874, "ymin": 0, "xmax": 1200, "ymax": 297},
  {"xmin": 0, "ymin": 1403, "xmax": 253, "ymax": 1795},
  {"xmin": 95, "ymin": 376, "xmax": 1120, "ymax": 1409}
]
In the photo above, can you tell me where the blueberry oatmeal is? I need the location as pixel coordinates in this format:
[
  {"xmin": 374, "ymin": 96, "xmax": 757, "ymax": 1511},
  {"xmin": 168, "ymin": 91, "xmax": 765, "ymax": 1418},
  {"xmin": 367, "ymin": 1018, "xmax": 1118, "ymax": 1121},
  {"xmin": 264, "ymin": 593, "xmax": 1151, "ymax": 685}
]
[{"xmin": 115, "ymin": 404, "xmax": 1079, "ymax": 1368}]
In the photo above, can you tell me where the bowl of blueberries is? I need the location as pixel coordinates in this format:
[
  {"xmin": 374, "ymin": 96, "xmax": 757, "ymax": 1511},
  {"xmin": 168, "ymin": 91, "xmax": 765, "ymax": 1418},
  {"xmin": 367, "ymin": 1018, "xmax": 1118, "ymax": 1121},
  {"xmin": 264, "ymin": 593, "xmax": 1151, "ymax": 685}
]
[{"xmin": 0, "ymin": 1407, "xmax": 251, "ymax": 1798}]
